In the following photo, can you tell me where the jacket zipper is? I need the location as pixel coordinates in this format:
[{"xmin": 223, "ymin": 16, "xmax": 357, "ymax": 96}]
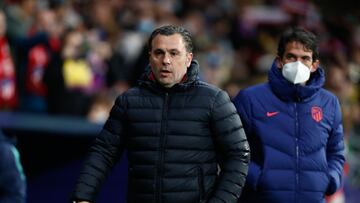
[
  {"xmin": 294, "ymin": 102, "xmax": 299, "ymax": 203},
  {"xmin": 155, "ymin": 92, "xmax": 169, "ymax": 203}
]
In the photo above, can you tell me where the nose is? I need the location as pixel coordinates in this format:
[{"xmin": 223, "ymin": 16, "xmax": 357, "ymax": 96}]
[
  {"xmin": 296, "ymin": 57, "xmax": 304, "ymax": 62},
  {"xmin": 162, "ymin": 53, "xmax": 171, "ymax": 65}
]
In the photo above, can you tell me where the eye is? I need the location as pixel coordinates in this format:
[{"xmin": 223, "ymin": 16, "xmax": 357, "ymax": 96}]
[
  {"xmin": 153, "ymin": 50, "xmax": 165, "ymax": 57},
  {"xmin": 301, "ymin": 56, "xmax": 312, "ymax": 62},
  {"xmin": 285, "ymin": 54, "xmax": 296, "ymax": 61},
  {"xmin": 170, "ymin": 51, "xmax": 180, "ymax": 57}
]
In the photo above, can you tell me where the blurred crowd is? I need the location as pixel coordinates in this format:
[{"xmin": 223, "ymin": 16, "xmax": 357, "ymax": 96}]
[{"xmin": 0, "ymin": 0, "xmax": 360, "ymax": 202}]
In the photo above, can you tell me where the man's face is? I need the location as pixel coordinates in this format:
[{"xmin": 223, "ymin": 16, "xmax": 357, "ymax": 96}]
[
  {"xmin": 149, "ymin": 34, "xmax": 193, "ymax": 88},
  {"xmin": 279, "ymin": 41, "xmax": 319, "ymax": 72}
]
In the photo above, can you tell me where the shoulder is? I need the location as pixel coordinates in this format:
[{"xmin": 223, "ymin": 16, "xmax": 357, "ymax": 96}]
[
  {"xmin": 234, "ymin": 83, "xmax": 269, "ymax": 101},
  {"xmin": 191, "ymin": 81, "xmax": 233, "ymax": 107},
  {"xmin": 244, "ymin": 83, "xmax": 269, "ymax": 93},
  {"xmin": 118, "ymin": 86, "xmax": 156, "ymax": 99},
  {"xmin": 318, "ymin": 88, "xmax": 338, "ymax": 99},
  {"xmin": 190, "ymin": 81, "xmax": 230, "ymax": 100},
  {"xmin": 315, "ymin": 89, "xmax": 342, "ymax": 118},
  {"xmin": 113, "ymin": 86, "xmax": 145, "ymax": 106},
  {"xmin": 195, "ymin": 81, "xmax": 223, "ymax": 94},
  {"xmin": 122, "ymin": 86, "xmax": 143, "ymax": 96},
  {"xmin": 316, "ymin": 88, "xmax": 340, "ymax": 104}
]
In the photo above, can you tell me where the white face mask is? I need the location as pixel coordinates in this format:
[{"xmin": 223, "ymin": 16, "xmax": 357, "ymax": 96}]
[{"xmin": 282, "ymin": 61, "xmax": 311, "ymax": 84}]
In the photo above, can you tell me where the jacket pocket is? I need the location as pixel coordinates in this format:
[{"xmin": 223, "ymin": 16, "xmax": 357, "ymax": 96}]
[
  {"xmin": 197, "ymin": 166, "xmax": 204, "ymax": 202},
  {"xmin": 325, "ymin": 167, "xmax": 336, "ymax": 195}
]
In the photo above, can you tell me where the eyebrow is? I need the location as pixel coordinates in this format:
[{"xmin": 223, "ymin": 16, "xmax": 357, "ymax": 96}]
[
  {"xmin": 153, "ymin": 48, "xmax": 181, "ymax": 52},
  {"xmin": 286, "ymin": 52, "xmax": 312, "ymax": 59}
]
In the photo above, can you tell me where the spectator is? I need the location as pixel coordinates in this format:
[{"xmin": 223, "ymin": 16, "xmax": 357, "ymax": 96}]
[{"xmin": 0, "ymin": 10, "xmax": 26, "ymax": 203}]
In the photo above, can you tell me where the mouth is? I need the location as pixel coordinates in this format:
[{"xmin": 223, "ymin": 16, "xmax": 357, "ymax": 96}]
[
  {"xmin": 160, "ymin": 69, "xmax": 171, "ymax": 75},
  {"xmin": 160, "ymin": 69, "xmax": 171, "ymax": 73}
]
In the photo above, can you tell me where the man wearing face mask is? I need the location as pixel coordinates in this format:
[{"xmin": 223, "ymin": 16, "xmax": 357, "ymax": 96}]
[{"xmin": 233, "ymin": 27, "xmax": 345, "ymax": 203}]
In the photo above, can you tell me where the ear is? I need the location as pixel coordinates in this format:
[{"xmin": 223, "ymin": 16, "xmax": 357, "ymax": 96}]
[
  {"xmin": 186, "ymin": 52, "xmax": 193, "ymax": 67},
  {"xmin": 311, "ymin": 59, "xmax": 320, "ymax": 72}
]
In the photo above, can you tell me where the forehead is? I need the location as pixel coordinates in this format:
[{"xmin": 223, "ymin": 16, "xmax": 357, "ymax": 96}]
[
  {"xmin": 151, "ymin": 34, "xmax": 186, "ymax": 51},
  {"xmin": 284, "ymin": 41, "xmax": 313, "ymax": 56}
]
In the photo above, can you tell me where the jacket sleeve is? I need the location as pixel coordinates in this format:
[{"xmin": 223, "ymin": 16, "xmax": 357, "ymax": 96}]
[
  {"xmin": 0, "ymin": 142, "xmax": 26, "ymax": 203},
  {"xmin": 325, "ymin": 98, "xmax": 345, "ymax": 195},
  {"xmin": 71, "ymin": 95, "xmax": 128, "ymax": 202},
  {"xmin": 233, "ymin": 90, "xmax": 262, "ymax": 191},
  {"xmin": 207, "ymin": 90, "xmax": 250, "ymax": 203}
]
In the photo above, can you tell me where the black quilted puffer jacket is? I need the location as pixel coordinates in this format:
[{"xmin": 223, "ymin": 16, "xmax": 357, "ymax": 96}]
[{"xmin": 72, "ymin": 61, "xmax": 250, "ymax": 203}]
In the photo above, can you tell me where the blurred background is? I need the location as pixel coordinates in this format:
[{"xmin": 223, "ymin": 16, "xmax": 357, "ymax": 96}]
[{"xmin": 0, "ymin": 0, "xmax": 359, "ymax": 202}]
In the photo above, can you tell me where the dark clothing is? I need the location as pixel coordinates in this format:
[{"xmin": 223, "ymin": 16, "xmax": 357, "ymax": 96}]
[
  {"xmin": 72, "ymin": 61, "xmax": 250, "ymax": 203},
  {"xmin": 233, "ymin": 61, "xmax": 345, "ymax": 203},
  {"xmin": 0, "ymin": 131, "xmax": 26, "ymax": 203},
  {"xmin": 43, "ymin": 52, "xmax": 92, "ymax": 116}
]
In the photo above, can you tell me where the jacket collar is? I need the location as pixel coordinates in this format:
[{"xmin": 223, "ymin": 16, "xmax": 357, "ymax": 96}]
[
  {"xmin": 268, "ymin": 60, "xmax": 325, "ymax": 102},
  {"xmin": 138, "ymin": 60, "xmax": 200, "ymax": 93}
]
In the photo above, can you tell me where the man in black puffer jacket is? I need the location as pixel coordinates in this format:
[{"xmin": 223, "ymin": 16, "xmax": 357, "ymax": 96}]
[{"xmin": 72, "ymin": 25, "xmax": 250, "ymax": 203}]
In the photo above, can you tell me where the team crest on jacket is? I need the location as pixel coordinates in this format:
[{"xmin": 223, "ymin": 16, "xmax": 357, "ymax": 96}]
[{"xmin": 311, "ymin": 106, "xmax": 323, "ymax": 122}]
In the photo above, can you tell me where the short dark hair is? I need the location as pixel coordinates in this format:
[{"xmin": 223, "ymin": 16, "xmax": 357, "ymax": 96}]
[
  {"xmin": 277, "ymin": 27, "xmax": 319, "ymax": 61},
  {"xmin": 148, "ymin": 25, "xmax": 193, "ymax": 53}
]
